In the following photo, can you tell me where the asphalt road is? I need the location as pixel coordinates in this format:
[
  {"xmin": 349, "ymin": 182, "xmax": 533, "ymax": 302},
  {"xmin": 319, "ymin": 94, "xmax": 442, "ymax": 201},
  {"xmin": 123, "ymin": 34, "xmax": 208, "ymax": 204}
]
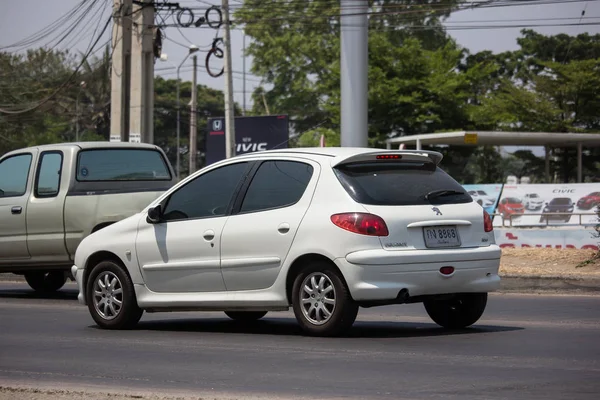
[{"xmin": 0, "ymin": 282, "xmax": 599, "ymax": 400}]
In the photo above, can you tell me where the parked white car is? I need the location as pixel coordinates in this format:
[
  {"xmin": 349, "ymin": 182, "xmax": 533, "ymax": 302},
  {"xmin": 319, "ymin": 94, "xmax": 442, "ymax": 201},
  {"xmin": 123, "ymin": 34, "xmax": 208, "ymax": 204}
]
[
  {"xmin": 523, "ymin": 193, "xmax": 544, "ymax": 210},
  {"xmin": 72, "ymin": 148, "xmax": 501, "ymax": 336},
  {"xmin": 467, "ymin": 190, "xmax": 495, "ymax": 208}
]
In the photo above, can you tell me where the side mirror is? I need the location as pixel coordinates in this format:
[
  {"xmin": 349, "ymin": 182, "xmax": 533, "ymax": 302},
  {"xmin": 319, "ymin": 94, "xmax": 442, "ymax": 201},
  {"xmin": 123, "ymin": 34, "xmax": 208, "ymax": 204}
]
[{"xmin": 146, "ymin": 205, "xmax": 162, "ymax": 224}]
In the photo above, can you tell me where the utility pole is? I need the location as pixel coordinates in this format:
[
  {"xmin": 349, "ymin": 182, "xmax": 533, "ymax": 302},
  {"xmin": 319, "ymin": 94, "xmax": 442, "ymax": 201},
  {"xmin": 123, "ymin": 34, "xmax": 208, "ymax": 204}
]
[
  {"xmin": 130, "ymin": 0, "xmax": 154, "ymax": 143},
  {"xmin": 189, "ymin": 55, "xmax": 198, "ymax": 174},
  {"xmin": 110, "ymin": 0, "xmax": 132, "ymax": 142},
  {"xmin": 222, "ymin": 0, "xmax": 236, "ymax": 158},
  {"xmin": 242, "ymin": 33, "xmax": 246, "ymax": 116},
  {"xmin": 340, "ymin": 0, "xmax": 368, "ymax": 147}
]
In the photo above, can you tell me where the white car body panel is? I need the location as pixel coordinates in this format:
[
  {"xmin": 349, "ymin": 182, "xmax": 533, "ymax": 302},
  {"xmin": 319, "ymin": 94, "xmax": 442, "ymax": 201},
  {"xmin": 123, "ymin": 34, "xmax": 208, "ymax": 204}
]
[{"xmin": 72, "ymin": 148, "xmax": 501, "ymax": 314}]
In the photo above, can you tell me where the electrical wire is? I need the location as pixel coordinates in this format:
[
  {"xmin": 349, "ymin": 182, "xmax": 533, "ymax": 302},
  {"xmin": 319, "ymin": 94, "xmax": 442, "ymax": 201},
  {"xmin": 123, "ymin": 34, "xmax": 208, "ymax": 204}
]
[{"xmin": 0, "ymin": 16, "xmax": 113, "ymax": 115}]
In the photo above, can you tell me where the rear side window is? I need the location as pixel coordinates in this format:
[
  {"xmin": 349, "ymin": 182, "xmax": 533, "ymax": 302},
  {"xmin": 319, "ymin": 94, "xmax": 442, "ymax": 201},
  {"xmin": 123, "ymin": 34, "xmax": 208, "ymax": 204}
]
[
  {"xmin": 240, "ymin": 160, "xmax": 314, "ymax": 213},
  {"xmin": 76, "ymin": 149, "xmax": 171, "ymax": 181},
  {"xmin": 35, "ymin": 152, "xmax": 63, "ymax": 197},
  {"xmin": 334, "ymin": 161, "xmax": 472, "ymax": 206}
]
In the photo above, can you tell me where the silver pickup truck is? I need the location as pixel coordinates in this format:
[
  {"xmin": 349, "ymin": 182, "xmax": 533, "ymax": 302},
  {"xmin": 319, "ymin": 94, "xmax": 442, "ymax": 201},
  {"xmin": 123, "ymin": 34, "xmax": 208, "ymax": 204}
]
[{"xmin": 0, "ymin": 141, "xmax": 176, "ymax": 292}]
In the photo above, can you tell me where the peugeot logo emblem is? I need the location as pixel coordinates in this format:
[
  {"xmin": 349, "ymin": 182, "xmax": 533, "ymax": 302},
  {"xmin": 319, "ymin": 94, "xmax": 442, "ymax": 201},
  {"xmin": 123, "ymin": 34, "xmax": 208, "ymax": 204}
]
[
  {"xmin": 432, "ymin": 207, "xmax": 442, "ymax": 216},
  {"xmin": 212, "ymin": 120, "xmax": 222, "ymax": 131}
]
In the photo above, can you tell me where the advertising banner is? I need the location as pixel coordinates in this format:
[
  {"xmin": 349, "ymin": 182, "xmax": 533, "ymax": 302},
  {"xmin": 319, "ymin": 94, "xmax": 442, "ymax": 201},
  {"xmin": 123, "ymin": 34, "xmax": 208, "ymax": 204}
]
[
  {"xmin": 206, "ymin": 115, "xmax": 289, "ymax": 165},
  {"xmin": 495, "ymin": 228, "xmax": 599, "ymax": 250},
  {"xmin": 462, "ymin": 184, "xmax": 503, "ymax": 215},
  {"xmin": 493, "ymin": 183, "xmax": 600, "ymax": 227}
]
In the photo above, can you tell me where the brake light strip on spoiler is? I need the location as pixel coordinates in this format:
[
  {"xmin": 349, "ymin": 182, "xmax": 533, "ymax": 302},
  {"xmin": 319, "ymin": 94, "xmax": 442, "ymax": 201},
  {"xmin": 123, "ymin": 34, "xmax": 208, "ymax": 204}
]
[{"xmin": 331, "ymin": 150, "xmax": 443, "ymax": 168}]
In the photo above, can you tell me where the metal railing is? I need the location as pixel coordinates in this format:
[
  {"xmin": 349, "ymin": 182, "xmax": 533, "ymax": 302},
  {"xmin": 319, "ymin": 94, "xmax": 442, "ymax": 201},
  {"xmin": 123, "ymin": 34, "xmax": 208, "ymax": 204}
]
[{"xmin": 492, "ymin": 212, "xmax": 598, "ymax": 227}]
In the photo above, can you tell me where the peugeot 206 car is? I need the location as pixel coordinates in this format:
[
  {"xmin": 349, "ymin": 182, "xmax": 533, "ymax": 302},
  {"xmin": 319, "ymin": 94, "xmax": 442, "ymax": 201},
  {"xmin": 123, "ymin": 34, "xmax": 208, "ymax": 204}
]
[{"xmin": 72, "ymin": 148, "xmax": 501, "ymax": 337}]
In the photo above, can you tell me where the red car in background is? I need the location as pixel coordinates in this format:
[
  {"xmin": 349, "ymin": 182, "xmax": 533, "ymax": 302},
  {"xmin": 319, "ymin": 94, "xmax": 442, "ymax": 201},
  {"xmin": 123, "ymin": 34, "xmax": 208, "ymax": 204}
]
[
  {"xmin": 577, "ymin": 192, "xmax": 600, "ymax": 210},
  {"xmin": 498, "ymin": 197, "xmax": 525, "ymax": 217}
]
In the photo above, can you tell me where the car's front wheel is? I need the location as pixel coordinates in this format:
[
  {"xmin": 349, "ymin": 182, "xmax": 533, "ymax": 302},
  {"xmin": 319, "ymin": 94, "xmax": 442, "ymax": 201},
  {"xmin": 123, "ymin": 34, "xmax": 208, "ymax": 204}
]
[
  {"xmin": 292, "ymin": 262, "xmax": 358, "ymax": 337},
  {"xmin": 86, "ymin": 261, "xmax": 143, "ymax": 330},
  {"xmin": 424, "ymin": 293, "xmax": 487, "ymax": 329},
  {"xmin": 224, "ymin": 311, "xmax": 267, "ymax": 321},
  {"xmin": 24, "ymin": 271, "xmax": 67, "ymax": 293}
]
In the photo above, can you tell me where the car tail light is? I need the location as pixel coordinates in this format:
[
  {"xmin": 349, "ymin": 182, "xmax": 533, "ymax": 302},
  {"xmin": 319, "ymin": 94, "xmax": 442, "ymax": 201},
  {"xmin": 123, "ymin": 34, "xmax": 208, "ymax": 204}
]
[
  {"xmin": 483, "ymin": 210, "xmax": 493, "ymax": 232},
  {"xmin": 376, "ymin": 154, "xmax": 401, "ymax": 160},
  {"xmin": 330, "ymin": 213, "xmax": 389, "ymax": 236}
]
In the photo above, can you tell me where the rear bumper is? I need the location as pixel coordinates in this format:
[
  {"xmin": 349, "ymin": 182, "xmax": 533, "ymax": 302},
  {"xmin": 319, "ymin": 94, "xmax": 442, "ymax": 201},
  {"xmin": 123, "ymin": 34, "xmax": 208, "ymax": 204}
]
[{"xmin": 336, "ymin": 245, "xmax": 501, "ymax": 301}]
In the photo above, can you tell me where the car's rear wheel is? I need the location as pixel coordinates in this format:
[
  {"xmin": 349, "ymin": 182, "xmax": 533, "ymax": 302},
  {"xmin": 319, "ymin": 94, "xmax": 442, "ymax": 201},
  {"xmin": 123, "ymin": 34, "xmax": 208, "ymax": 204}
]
[
  {"xmin": 424, "ymin": 293, "xmax": 487, "ymax": 329},
  {"xmin": 292, "ymin": 262, "xmax": 358, "ymax": 337},
  {"xmin": 86, "ymin": 261, "xmax": 142, "ymax": 330},
  {"xmin": 224, "ymin": 311, "xmax": 267, "ymax": 321},
  {"xmin": 24, "ymin": 271, "xmax": 67, "ymax": 293}
]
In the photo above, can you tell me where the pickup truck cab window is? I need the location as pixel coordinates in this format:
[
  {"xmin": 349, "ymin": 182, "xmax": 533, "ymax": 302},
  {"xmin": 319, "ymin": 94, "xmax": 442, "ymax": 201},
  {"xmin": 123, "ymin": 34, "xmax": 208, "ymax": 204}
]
[
  {"xmin": 76, "ymin": 149, "xmax": 171, "ymax": 181},
  {"xmin": 35, "ymin": 151, "xmax": 63, "ymax": 198},
  {"xmin": 0, "ymin": 153, "xmax": 33, "ymax": 198}
]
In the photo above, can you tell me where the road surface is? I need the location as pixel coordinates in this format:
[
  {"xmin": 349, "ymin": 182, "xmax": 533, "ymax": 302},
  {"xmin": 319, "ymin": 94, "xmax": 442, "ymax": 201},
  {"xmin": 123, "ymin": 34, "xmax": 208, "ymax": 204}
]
[{"xmin": 0, "ymin": 282, "xmax": 599, "ymax": 399}]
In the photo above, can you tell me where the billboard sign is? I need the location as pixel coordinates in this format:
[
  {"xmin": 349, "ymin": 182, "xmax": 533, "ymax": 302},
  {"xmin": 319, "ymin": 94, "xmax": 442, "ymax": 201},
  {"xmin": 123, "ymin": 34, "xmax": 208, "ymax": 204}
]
[
  {"xmin": 495, "ymin": 228, "xmax": 598, "ymax": 250},
  {"xmin": 462, "ymin": 184, "xmax": 503, "ymax": 215},
  {"xmin": 205, "ymin": 115, "xmax": 289, "ymax": 165},
  {"xmin": 493, "ymin": 183, "xmax": 600, "ymax": 227}
]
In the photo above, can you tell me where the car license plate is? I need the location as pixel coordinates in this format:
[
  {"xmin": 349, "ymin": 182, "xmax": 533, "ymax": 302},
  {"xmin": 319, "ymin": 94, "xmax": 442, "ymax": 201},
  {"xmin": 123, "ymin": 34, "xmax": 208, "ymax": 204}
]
[{"xmin": 423, "ymin": 226, "xmax": 461, "ymax": 248}]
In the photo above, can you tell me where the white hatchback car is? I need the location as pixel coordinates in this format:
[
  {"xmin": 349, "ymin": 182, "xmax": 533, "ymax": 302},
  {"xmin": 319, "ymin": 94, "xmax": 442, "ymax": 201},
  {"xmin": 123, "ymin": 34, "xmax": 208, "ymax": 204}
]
[{"xmin": 72, "ymin": 148, "xmax": 501, "ymax": 336}]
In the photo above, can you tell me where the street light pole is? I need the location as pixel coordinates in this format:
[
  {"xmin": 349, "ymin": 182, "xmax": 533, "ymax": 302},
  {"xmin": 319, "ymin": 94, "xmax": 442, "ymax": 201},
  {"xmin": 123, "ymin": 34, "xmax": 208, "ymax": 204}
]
[{"xmin": 162, "ymin": 46, "xmax": 198, "ymax": 179}]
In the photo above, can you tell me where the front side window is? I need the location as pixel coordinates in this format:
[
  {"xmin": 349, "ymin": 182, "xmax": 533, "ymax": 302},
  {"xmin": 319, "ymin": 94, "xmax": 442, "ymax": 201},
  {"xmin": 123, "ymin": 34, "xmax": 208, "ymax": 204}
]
[
  {"xmin": 35, "ymin": 152, "xmax": 63, "ymax": 197},
  {"xmin": 162, "ymin": 162, "xmax": 249, "ymax": 221},
  {"xmin": 77, "ymin": 149, "xmax": 171, "ymax": 181},
  {"xmin": 240, "ymin": 160, "xmax": 314, "ymax": 213},
  {"xmin": 0, "ymin": 153, "xmax": 32, "ymax": 198}
]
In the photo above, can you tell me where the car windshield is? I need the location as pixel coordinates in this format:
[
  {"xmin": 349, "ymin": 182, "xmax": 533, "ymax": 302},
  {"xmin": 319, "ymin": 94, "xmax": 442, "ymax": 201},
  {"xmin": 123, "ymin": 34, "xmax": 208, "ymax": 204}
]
[
  {"xmin": 477, "ymin": 191, "xmax": 487, "ymax": 195},
  {"xmin": 550, "ymin": 198, "xmax": 572, "ymax": 205},
  {"xmin": 506, "ymin": 197, "xmax": 521, "ymax": 203},
  {"xmin": 528, "ymin": 194, "xmax": 539, "ymax": 198},
  {"xmin": 333, "ymin": 161, "xmax": 472, "ymax": 206}
]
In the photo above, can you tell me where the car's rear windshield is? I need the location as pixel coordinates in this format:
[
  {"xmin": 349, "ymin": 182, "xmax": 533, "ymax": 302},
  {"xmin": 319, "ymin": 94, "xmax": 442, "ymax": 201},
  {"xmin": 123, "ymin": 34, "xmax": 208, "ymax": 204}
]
[
  {"xmin": 550, "ymin": 198, "xmax": 571, "ymax": 205},
  {"xmin": 76, "ymin": 149, "xmax": 171, "ymax": 181},
  {"xmin": 333, "ymin": 161, "xmax": 472, "ymax": 206}
]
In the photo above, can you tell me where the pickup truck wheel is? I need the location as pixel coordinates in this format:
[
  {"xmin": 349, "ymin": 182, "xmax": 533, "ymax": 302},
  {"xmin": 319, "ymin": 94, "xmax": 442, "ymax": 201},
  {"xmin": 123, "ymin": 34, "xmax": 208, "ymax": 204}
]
[
  {"xmin": 86, "ymin": 261, "xmax": 142, "ymax": 330},
  {"xmin": 224, "ymin": 311, "xmax": 267, "ymax": 321},
  {"xmin": 292, "ymin": 263, "xmax": 358, "ymax": 337},
  {"xmin": 424, "ymin": 293, "xmax": 488, "ymax": 329},
  {"xmin": 24, "ymin": 271, "xmax": 67, "ymax": 293}
]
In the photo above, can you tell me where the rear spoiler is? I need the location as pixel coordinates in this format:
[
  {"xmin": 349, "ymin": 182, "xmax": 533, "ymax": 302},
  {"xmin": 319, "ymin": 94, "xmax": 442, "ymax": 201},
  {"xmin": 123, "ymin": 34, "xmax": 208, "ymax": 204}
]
[{"xmin": 331, "ymin": 150, "xmax": 443, "ymax": 168}]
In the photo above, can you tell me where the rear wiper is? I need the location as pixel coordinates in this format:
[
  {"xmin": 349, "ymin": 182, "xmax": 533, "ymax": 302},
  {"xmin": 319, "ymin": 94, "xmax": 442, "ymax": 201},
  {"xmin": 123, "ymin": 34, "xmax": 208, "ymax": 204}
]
[{"xmin": 425, "ymin": 189, "xmax": 465, "ymax": 200}]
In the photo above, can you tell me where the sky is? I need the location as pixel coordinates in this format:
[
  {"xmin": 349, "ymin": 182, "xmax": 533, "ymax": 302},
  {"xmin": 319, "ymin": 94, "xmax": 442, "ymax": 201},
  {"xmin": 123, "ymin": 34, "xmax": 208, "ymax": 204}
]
[{"xmin": 1, "ymin": 0, "xmax": 598, "ymax": 116}]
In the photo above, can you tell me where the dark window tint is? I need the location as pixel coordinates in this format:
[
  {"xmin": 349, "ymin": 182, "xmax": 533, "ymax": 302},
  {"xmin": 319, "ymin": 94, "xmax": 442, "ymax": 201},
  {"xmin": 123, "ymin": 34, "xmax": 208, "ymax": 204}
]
[
  {"xmin": 77, "ymin": 149, "xmax": 171, "ymax": 181},
  {"xmin": 162, "ymin": 162, "xmax": 249, "ymax": 221},
  {"xmin": 240, "ymin": 161, "xmax": 314, "ymax": 213},
  {"xmin": 505, "ymin": 197, "xmax": 522, "ymax": 203},
  {"xmin": 36, "ymin": 152, "xmax": 62, "ymax": 197},
  {"xmin": 334, "ymin": 161, "xmax": 471, "ymax": 206},
  {"xmin": 0, "ymin": 154, "xmax": 32, "ymax": 197}
]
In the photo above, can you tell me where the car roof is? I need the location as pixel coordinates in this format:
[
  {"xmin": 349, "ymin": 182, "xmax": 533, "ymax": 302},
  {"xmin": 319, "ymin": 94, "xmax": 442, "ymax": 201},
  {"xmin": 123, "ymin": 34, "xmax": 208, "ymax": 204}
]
[
  {"xmin": 231, "ymin": 147, "xmax": 444, "ymax": 165},
  {"xmin": 2, "ymin": 141, "xmax": 161, "ymax": 157}
]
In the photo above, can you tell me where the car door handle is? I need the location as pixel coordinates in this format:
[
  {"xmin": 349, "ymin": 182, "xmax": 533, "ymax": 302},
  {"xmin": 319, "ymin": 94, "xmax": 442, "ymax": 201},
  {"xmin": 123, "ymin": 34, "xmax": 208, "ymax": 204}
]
[
  {"xmin": 11, "ymin": 206, "xmax": 22, "ymax": 215},
  {"xmin": 278, "ymin": 223, "xmax": 290, "ymax": 234},
  {"xmin": 203, "ymin": 230, "xmax": 215, "ymax": 241}
]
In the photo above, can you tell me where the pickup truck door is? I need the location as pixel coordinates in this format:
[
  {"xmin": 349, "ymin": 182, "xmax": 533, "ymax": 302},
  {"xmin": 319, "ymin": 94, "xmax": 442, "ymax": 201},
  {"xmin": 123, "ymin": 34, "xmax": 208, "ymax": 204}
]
[
  {"xmin": 26, "ymin": 150, "xmax": 69, "ymax": 262},
  {"xmin": 0, "ymin": 151, "xmax": 36, "ymax": 260}
]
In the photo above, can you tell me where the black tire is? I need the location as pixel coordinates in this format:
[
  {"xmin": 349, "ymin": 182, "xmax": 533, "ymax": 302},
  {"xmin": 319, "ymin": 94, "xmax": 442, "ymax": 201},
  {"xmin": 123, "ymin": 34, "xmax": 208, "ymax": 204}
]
[
  {"xmin": 224, "ymin": 311, "xmax": 267, "ymax": 321},
  {"xmin": 24, "ymin": 271, "xmax": 67, "ymax": 293},
  {"xmin": 291, "ymin": 261, "xmax": 358, "ymax": 337},
  {"xmin": 85, "ymin": 260, "xmax": 143, "ymax": 330},
  {"xmin": 424, "ymin": 293, "xmax": 488, "ymax": 329}
]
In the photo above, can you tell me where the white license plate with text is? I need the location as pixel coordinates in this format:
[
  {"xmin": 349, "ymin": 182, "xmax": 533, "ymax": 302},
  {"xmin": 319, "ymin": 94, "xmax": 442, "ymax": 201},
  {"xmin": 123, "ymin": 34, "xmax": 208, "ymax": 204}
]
[{"xmin": 423, "ymin": 226, "xmax": 461, "ymax": 248}]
